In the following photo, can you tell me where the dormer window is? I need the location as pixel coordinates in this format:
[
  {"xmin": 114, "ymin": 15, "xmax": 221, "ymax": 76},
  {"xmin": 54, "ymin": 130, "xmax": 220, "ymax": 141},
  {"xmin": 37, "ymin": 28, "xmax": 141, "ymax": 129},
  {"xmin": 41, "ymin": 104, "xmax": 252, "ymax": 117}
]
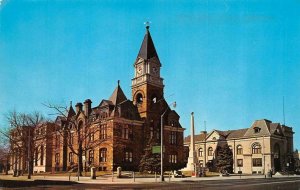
[{"xmin": 254, "ymin": 127, "xmax": 261, "ymax": 133}]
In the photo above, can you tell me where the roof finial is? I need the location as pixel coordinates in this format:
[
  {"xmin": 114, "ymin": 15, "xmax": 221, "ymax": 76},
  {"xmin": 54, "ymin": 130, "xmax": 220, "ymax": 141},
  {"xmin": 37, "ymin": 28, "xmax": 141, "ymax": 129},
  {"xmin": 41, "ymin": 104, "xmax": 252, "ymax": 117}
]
[
  {"xmin": 70, "ymin": 101, "xmax": 72, "ymax": 107},
  {"xmin": 144, "ymin": 21, "xmax": 151, "ymax": 30},
  {"xmin": 117, "ymin": 80, "xmax": 120, "ymax": 86}
]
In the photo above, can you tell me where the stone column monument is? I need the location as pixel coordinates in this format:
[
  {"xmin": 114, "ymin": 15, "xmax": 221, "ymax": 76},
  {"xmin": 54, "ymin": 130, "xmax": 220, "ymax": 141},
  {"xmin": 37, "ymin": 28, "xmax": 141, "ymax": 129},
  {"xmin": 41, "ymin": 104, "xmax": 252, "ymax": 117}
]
[{"xmin": 182, "ymin": 112, "xmax": 197, "ymax": 172}]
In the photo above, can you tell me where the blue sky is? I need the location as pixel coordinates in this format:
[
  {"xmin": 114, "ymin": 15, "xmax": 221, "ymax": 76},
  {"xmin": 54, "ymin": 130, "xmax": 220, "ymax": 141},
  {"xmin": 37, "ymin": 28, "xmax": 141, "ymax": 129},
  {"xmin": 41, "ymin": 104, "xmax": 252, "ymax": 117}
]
[{"xmin": 0, "ymin": 0, "xmax": 300, "ymax": 149}]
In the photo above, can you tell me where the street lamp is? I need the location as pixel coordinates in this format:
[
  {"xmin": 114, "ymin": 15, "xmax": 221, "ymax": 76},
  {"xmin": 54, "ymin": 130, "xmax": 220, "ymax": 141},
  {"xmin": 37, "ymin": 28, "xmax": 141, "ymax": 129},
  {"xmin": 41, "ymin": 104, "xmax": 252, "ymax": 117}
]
[{"xmin": 160, "ymin": 101, "xmax": 176, "ymax": 182}]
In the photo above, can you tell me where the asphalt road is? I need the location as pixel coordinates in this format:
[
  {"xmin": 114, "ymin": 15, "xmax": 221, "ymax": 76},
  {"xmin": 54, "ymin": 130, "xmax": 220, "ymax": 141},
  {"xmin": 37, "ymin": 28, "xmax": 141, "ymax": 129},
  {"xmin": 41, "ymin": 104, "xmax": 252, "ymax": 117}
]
[{"xmin": 4, "ymin": 177, "xmax": 300, "ymax": 190}]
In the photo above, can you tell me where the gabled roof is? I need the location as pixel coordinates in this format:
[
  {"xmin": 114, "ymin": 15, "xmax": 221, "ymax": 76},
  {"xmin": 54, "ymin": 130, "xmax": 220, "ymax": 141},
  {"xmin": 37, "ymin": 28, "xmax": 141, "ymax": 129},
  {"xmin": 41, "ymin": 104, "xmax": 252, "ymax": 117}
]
[
  {"xmin": 108, "ymin": 83, "xmax": 127, "ymax": 106},
  {"xmin": 137, "ymin": 26, "xmax": 159, "ymax": 61}
]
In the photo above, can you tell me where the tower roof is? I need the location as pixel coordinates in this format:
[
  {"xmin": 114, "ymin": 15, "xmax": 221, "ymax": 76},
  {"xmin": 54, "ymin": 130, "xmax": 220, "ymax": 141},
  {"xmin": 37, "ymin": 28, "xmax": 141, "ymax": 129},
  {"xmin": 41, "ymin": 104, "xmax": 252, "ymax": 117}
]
[
  {"xmin": 109, "ymin": 81, "xmax": 127, "ymax": 105},
  {"xmin": 137, "ymin": 26, "xmax": 159, "ymax": 61},
  {"xmin": 67, "ymin": 102, "xmax": 76, "ymax": 118}
]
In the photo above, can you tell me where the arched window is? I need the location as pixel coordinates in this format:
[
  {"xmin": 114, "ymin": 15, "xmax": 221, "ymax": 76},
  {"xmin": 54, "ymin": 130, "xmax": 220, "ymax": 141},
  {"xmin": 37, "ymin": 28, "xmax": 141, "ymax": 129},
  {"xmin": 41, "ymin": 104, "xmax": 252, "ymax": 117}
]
[
  {"xmin": 99, "ymin": 148, "xmax": 107, "ymax": 162},
  {"xmin": 198, "ymin": 148, "xmax": 203, "ymax": 157},
  {"xmin": 237, "ymin": 145, "xmax": 243, "ymax": 155},
  {"xmin": 136, "ymin": 93, "xmax": 143, "ymax": 104},
  {"xmin": 208, "ymin": 147, "xmax": 213, "ymax": 156},
  {"xmin": 252, "ymin": 143, "xmax": 262, "ymax": 154}
]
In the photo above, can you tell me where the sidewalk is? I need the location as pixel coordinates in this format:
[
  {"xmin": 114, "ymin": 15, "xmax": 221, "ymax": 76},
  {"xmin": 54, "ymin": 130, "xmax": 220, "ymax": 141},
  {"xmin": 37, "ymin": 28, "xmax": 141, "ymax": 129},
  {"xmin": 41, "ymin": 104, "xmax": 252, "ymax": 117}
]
[{"xmin": 2, "ymin": 174, "xmax": 299, "ymax": 185}]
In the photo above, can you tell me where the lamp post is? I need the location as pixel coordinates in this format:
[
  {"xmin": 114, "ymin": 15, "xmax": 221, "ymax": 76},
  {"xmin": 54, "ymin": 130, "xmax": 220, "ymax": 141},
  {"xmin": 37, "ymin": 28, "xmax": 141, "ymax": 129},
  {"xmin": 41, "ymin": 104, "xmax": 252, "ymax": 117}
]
[{"xmin": 160, "ymin": 101, "xmax": 176, "ymax": 182}]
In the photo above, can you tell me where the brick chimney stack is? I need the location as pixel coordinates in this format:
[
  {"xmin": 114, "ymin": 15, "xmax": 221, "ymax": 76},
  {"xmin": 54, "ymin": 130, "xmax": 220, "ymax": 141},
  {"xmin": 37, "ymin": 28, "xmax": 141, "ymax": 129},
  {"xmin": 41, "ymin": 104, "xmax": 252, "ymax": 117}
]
[
  {"xmin": 84, "ymin": 99, "xmax": 92, "ymax": 116},
  {"xmin": 75, "ymin": 102, "xmax": 83, "ymax": 113}
]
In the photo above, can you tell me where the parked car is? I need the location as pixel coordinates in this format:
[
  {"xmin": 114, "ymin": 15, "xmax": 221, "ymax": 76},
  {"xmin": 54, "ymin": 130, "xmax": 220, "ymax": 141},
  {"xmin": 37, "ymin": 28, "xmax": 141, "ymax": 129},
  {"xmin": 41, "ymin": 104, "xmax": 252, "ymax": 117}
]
[{"xmin": 173, "ymin": 170, "xmax": 185, "ymax": 178}]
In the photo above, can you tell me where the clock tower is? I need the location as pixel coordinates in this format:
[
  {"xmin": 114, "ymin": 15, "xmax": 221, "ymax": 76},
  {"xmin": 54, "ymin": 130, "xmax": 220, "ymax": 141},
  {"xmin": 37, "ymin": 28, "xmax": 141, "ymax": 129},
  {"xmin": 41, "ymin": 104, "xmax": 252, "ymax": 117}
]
[{"xmin": 131, "ymin": 25, "xmax": 165, "ymax": 119}]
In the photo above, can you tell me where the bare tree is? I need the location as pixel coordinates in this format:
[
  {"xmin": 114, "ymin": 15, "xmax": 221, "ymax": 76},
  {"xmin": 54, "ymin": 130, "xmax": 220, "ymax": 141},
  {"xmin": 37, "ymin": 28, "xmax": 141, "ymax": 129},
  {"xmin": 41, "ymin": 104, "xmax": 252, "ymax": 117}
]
[
  {"xmin": 45, "ymin": 103, "xmax": 110, "ymax": 177},
  {"xmin": 0, "ymin": 110, "xmax": 45, "ymax": 178},
  {"xmin": 0, "ymin": 133, "xmax": 11, "ymax": 174}
]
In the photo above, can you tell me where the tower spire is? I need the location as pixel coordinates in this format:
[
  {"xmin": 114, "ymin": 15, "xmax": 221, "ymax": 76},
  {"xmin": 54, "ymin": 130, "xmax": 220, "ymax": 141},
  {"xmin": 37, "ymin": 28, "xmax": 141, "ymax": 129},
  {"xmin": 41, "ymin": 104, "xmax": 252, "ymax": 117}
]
[{"xmin": 137, "ymin": 23, "xmax": 159, "ymax": 61}]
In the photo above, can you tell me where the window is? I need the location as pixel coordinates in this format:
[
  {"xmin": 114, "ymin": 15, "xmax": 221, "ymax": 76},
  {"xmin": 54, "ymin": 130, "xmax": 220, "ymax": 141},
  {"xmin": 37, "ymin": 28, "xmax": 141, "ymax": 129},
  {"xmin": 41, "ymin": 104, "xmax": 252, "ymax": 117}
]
[
  {"xmin": 89, "ymin": 129, "xmax": 94, "ymax": 142},
  {"xmin": 69, "ymin": 152, "xmax": 74, "ymax": 163},
  {"xmin": 100, "ymin": 125, "xmax": 107, "ymax": 139},
  {"xmin": 237, "ymin": 145, "xmax": 243, "ymax": 155},
  {"xmin": 69, "ymin": 133, "xmax": 74, "ymax": 145},
  {"xmin": 55, "ymin": 153, "xmax": 60, "ymax": 164},
  {"xmin": 122, "ymin": 127, "xmax": 129, "ymax": 139},
  {"xmin": 169, "ymin": 154, "xmax": 177, "ymax": 163},
  {"xmin": 208, "ymin": 147, "xmax": 213, "ymax": 156},
  {"xmin": 124, "ymin": 151, "xmax": 133, "ymax": 162},
  {"xmin": 254, "ymin": 127, "xmax": 261, "ymax": 133},
  {"xmin": 252, "ymin": 143, "xmax": 262, "ymax": 154},
  {"xmin": 100, "ymin": 148, "xmax": 107, "ymax": 162},
  {"xmin": 169, "ymin": 131, "xmax": 177, "ymax": 145},
  {"xmin": 237, "ymin": 159, "xmax": 243, "ymax": 167},
  {"xmin": 198, "ymin": 148, "xmax": 203, "ymax": 157},
  {"xmin": 252, "ymin": 158, "xmax": 262, "ymax": 167},
  {"xmin": 89, "ymin": 150, "xmax": 94, "ymax": 164},
  {"xmin": 40, "ymin": 145, "xmax": 44, "ymax": 165}
]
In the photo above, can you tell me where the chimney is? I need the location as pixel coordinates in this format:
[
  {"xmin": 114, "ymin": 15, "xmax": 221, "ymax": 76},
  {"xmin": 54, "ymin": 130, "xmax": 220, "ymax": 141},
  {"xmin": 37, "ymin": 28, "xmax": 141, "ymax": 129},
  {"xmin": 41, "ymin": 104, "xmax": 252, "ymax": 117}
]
[
  {"xmin": 84, "ymin": 99, "xmax": 92, "ymax": 116},
  {"xmin": 75, "ymin": 102, "xmax": 83, "ymax": 113}
]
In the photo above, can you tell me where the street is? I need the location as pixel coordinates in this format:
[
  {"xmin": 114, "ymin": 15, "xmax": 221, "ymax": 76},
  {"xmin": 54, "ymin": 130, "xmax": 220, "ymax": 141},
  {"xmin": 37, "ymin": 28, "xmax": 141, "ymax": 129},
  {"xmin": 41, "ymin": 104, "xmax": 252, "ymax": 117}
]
[{"xmin": 3, "ymin": 177, "xmax": 300, "ymax": 190}]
